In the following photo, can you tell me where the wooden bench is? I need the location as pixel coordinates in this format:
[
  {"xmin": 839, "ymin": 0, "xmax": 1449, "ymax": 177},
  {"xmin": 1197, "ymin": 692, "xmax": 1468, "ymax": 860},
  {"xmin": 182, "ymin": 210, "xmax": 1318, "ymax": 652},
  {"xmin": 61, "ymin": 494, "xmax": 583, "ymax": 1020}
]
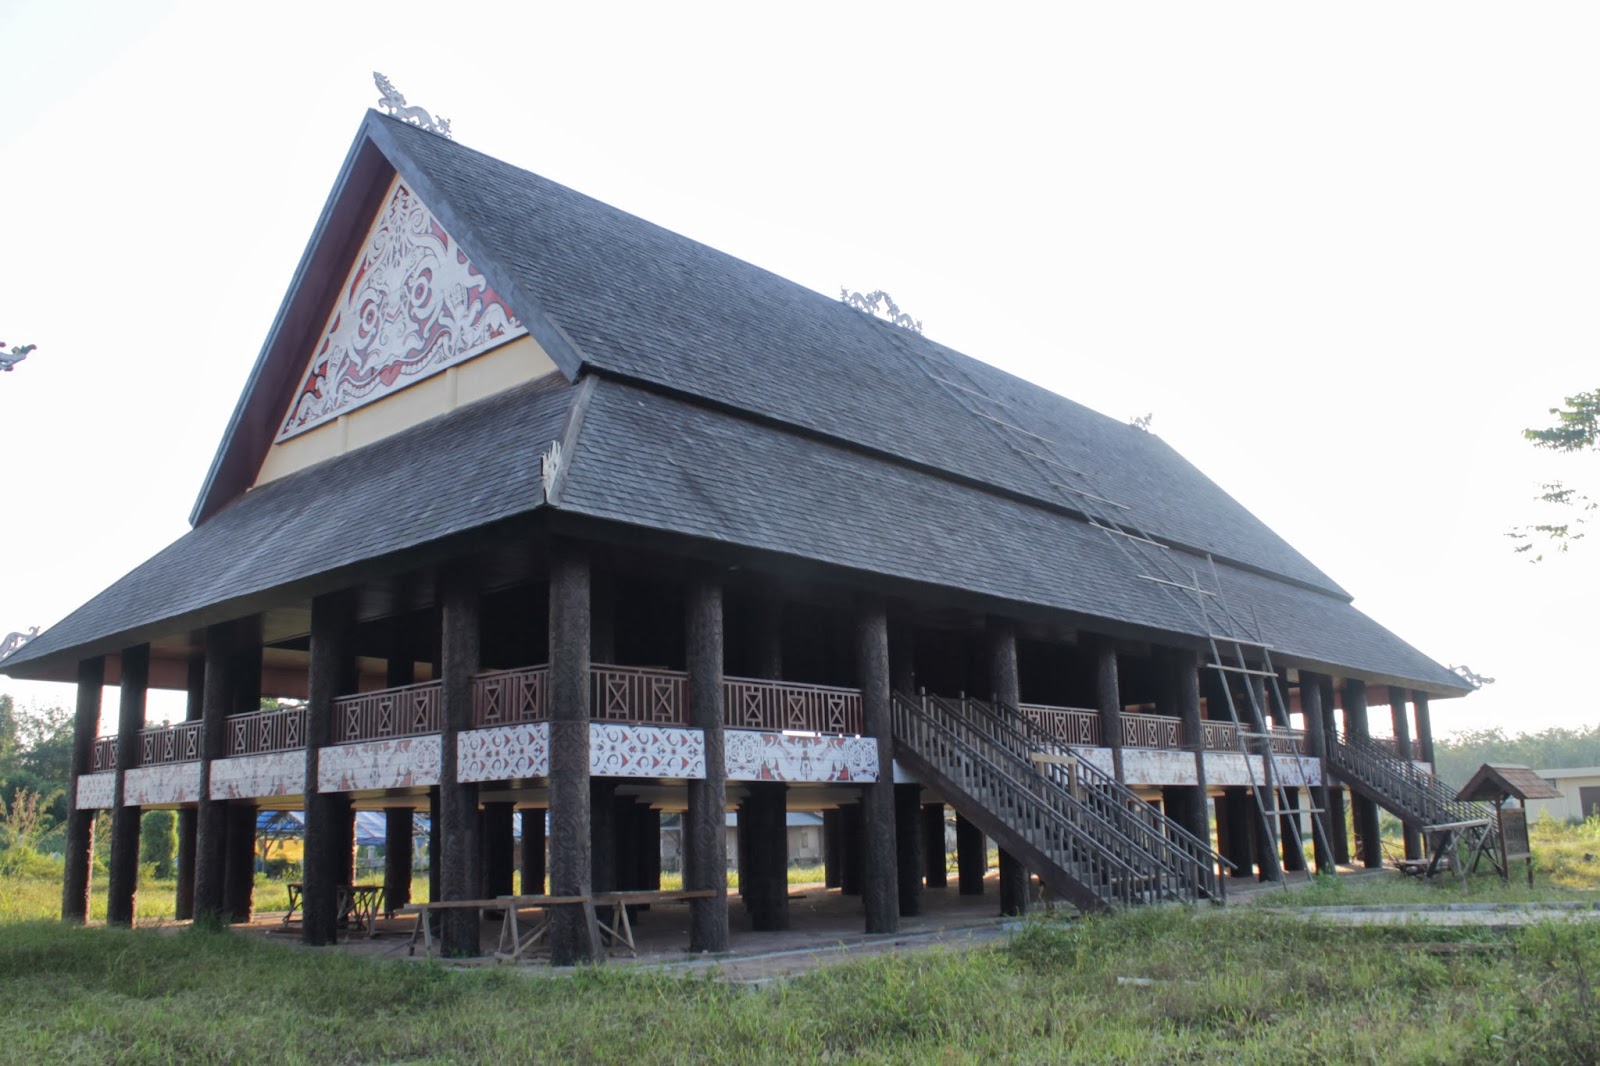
[
  {"xmin": 284, "ymin": 883, "xmax": 386, "ymax": 937},
  {"xmin": 401, "ymin": 898, "xmax": 506, "ymax": 958},
  {"xmin": 493, "ymin": 895, "xmax": 596, "ymax": 962},
  {"xmin": 589, "ymin": 890, "xmax": 717, "ymax": 957}
]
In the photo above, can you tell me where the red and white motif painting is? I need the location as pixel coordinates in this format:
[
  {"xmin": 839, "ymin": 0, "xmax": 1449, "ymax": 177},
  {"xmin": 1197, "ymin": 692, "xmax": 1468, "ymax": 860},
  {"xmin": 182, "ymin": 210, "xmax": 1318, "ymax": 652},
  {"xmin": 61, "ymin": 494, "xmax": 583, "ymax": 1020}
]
[
  {"xmin": 209, "ymin": 751, "xmax": 306, "ymax": 800},
  {"xmin": 724, "ymin": 730, "xmax": 879, "ymax": 783},
  {"xmin": 75, "ymin": 771, "xmax": 116, "ymax": 810},
  {"xmin": 318, "ymin": 735, "xmax": 442, "ymax": 793},
  {"xmin": 458, "ymin": 723, "xmax": 551, "ymax": 783},
  {"xmin": 277, "ymin": 179, "xmax": 525, "ymax": 440},
  {"xmin": 590, "ymin": 724, "xmax": 706, "ymax": 779},
  {"xmin": 123, "ymin": 763, "xmax": 202, "ymax": 806}
]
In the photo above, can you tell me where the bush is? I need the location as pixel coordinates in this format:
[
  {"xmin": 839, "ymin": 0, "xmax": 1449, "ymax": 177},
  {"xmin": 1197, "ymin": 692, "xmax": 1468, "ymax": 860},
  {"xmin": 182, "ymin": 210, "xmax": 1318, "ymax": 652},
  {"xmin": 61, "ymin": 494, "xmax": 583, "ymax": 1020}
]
[
  {"xmin": 0, "ymin": 844, "xmax": 61, "ymax": 879},
  {"xmin": 140, "ymin": 810, "xmax": 176, "ymax": 879}
]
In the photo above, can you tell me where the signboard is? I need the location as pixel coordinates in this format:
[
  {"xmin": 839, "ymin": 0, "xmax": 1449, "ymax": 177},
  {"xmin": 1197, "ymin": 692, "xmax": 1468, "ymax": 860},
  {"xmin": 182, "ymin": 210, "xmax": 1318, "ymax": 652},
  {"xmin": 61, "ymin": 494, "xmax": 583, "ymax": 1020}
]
[{"xmin": 1499, "ymin": 807, "xmax": 1531, "ymax": 861}]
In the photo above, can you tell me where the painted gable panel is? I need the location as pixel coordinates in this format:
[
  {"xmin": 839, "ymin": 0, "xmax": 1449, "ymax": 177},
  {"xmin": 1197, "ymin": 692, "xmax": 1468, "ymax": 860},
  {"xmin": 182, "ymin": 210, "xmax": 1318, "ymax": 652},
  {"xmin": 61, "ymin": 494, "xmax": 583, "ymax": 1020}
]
[{"xmin": 278, "ymin": 177, "xmax": 527, "ymax": 440}]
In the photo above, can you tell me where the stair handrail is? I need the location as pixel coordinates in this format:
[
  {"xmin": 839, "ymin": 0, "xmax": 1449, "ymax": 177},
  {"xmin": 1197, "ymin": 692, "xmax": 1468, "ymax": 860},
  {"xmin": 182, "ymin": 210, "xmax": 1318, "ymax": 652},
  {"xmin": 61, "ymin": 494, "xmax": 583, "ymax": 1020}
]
[
  {"xmin": 1331, "ymin": 730, "xmax": 1489, "ymax": 826},
  {"xmin": 893, "ymin": 693, "xmax": 1156, "ymax": 906},
  {"xmin": 907, "ymin": 692, "xmax": 1217, "ymax": 903},
  {"xmin": 952, "ymin": 694, "xmax": 1228, "ymax": 883}
]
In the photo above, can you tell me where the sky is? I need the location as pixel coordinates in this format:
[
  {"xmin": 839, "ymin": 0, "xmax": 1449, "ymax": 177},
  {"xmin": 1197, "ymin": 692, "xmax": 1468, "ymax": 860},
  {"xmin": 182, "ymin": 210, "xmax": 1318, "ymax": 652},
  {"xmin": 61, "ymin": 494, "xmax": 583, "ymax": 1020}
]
[{"xmin": 1, "ymin": 1, "xmax": 1595, "ymax": 739}]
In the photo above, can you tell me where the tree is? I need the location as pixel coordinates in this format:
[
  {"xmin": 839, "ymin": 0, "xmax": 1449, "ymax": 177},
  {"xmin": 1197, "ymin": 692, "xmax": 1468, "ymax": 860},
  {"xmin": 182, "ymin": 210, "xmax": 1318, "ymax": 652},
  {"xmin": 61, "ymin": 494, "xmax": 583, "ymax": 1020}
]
[
  {"xmin": 1509, "ymin": 389, "xmax": 1600, "ymax": 560},
  {"xmin": 140, "ymin": 810, "xmax": 176, "ymax": 878}
]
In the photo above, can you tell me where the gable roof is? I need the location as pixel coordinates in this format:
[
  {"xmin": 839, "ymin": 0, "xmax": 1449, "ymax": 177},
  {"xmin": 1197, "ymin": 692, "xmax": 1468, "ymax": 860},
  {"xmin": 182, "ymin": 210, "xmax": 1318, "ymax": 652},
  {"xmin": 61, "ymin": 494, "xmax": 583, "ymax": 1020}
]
[{"xmin": 1456, "ymin": 764, "xmax": 1564, "ymax": 803}]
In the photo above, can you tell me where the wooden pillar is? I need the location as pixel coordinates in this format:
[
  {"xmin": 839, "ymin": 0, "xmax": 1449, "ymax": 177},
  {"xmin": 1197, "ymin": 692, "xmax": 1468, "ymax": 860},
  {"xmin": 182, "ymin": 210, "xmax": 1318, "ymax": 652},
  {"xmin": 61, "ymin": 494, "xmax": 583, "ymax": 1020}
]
[
  {"xmin": 1298, "ymin": 671, "xmax": 1335, "ymax": 874},
  {"xmin": 224, "ymin": 625, "xmax": 262, "ymax": 923},
  {"xmin": 438, "ymin": 563, "xmax": 482, "ymax": 957},
  {"xmin": 1413, "ymin": 691, "xmax": 1435, "ymax": 766},
  {"xmin": 172, "ymin": 656, "xmax": 204, "ymax": 922},
  {"xmin": 743, "ymin": 782, "xmax": 790, "ymax": 930},
  {"xmin": 1094, "ymin": 638, "xmax": 1125, "ymax": 783},
  {"xmin": 481, "ymin": 801, "xmax": 515, "ymax": 900},
  {"xmin": 427, "ymin": 786, "xmax": 441, "ymax": 910},
  {"xmin": 1223, "ymin": 788, "xmax": 1255, "ymax": 878},
  {"xmin": 1170, "ymin": 648, "xmax": 1211, "ymax": 847},
  {"xmin": 589, "ymin": 779, "xmax": 618, "ymax": 895},
  {"xmin": 856, "ymin": 595, "xmax": 898, "ymax": 934},
  {"xmin": 521, "ymin": 809, "xmax": 546, "ymax": 895},
  {"xmin": 384, "ymin": 808, "xmax": 414, "ymax": 915},
  {"xmin": 1388, "ymin": 686, "xmax": 1422, "ymax": 860},
  {"xmin": 822, "ymin": 808, "xmax": 842, "ymax": 888},
  {"xmin": 548, "ymin": 541, "xmax": 598, "ymax": 963},
  {"xmin": 61, "ymin": 656, "xmax": 103, "ymax": 923},
  {"xmin": 1344, "ymin": 680, "xmax": 1382, "ymax": 869},
  {"xmin": 1322, "ymin": 675, "xmax": 1350, "ymax": 865},
  {"xmin": 988, "ymin": 616, "xmax": 1027, "ymax": 917},
  {"xmin": 998, "ymin": 850, "xmax": 1029, "ymax": 916},
  {"xmin": 193, "ymin": 624, "xmax": 234, "ymax": 922},
  {"xmin": 303, "ymin": 591, "xmax": 353, "ymax": 946},
  {"xmin": 1243, "ymin": 672, "xmax": 1282, "ymax": 883},
  {"xmin": 839, "ymin": 801, "xmax": 863, "ymax": 895},
  {"xmin": 107, "ymin": 643, "xmax": 149, "ymax": 926},
  {"xmin": 955, "ymin": 812, "xmax": 986, "ymax": 895},
  {"xmin": 921, "ymin": 803, "xmax": 947, "ymax": 887},
  {"xmin": 685, "ymin": 565, "xmax": 729, "ymax": 953},
  {"xmin": 894, "ymin": 783, "xmax": 923, "ymax": 916},
  {"xmin": 637, "ymin": 806, "xmax": 662, "ymax": 892}
]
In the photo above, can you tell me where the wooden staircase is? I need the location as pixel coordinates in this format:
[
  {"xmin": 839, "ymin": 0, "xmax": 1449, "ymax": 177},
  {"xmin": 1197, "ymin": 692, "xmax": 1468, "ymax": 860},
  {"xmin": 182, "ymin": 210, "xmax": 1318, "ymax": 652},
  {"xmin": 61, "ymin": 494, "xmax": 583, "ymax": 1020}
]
[
  {"xmin": 891, "ymin": 691, "xmax": 1226, "ymax": 912},
  {"xmin": 1326, "ymin": 730, "xmax": 1491, "ymax": 837}
]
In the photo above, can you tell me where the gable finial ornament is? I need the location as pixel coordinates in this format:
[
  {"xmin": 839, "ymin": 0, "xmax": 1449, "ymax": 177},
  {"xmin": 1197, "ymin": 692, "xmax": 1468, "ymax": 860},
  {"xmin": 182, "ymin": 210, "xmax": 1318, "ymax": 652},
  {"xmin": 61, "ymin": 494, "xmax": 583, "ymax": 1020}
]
[{"xmin": 373, "ymin": 72, "xmax": 453, "ymax": 140}]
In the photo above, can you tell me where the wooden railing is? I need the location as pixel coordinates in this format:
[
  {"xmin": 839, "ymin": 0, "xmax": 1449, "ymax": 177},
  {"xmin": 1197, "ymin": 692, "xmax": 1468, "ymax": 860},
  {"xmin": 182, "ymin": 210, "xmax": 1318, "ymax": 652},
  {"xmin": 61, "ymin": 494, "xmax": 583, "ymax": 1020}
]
[
  {"xmin": 473, "ymin": 666, "xmax": 548, "ymax": 727},
  {"xmin": 137, "ymin": 721, "xmax": 202, "ymax": 766},
  {"xmin": 90, "ymin": 736, "xmax": 117, "ymax": 773},
  {"xmin": 226, "ymin": 707, "xmax": 305, "ymax": 756},
  {"xmin": 1200, "ymin": 720, "xmax": 1239, "ymax": 751},
  {"xmin": 335, "ymin": 680, "xmax": 442, "ymax": 743},
  {"xmin": 724, "ymin": 676, "xmax": 862, "ymax": 734},
  {"xmin": 1122, "ymin": 712, "xmax": 1181, "ymax": 750},
  {"xmin": 592, "ymin": 664, "xmax": 688, "ymax": 724},
  {"xmin": 1268, "ymin": 729, "xmax": 1308, "ymax": 756},
  {"xmin": 1020, "ymin": 704, "xmax": 1101, "ymax": 746}
]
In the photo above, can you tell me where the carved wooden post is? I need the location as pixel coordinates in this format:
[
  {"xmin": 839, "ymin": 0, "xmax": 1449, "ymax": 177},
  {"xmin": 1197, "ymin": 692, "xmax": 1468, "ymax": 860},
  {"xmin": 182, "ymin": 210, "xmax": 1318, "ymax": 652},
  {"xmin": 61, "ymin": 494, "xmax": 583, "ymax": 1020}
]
[
  {"xmin": 521, "ymin": 809, "xmax": 546, "ymax": 895},
  {"xmin": 439, "ymin": 563, "xmax": 482, "ymax": 957},
  {"xmin": 1298, "ymin": 671, "xmax": 1335, "ymax": 873},
  {"xmin": 193, "ymin": 624, "xmax": 234, "ymax": 923},
  {"xmin": 1412, "ymin": 690, "xmax": 1435, "ymax": 767},
  {"xmin": 685, "ymin": 564, "xmax": 729, "ymax": 952},
  {"xmin": 1344, "ymin": 679, "xmax": 1382, "ymax": 869},
  {"xmin": 548, "ymin": 542, "xmax": 601, "ymax": 964},
  {"xmin": 107, "ymin": 644, "xmax": 149, "ymax": 926},
  {"xmin": 1095, "ymin": 638, "xmax": 1125, "ymax": 784},
  {"xmin": 988, "ymin": 616, "xmax": 1028, "ymax": 916},
  {"xmin": 223, "ymin": 623, "xmax": 262, "ymax": 923},
  {"xmin": 1389, "ymin": 685, "xmax": 1421, "ymax": 860},
  {"xmin": 921, "ymin": 804, "xmax": 948, "ymax": 888},
  {"xmin": 384, "ymin": 626, "xmax": 416, "ymax": 913},
  {"xmin": 1322, "ymin": 675, "xmax": 1350, "ymax": 865},
  {"xmin": 1171, "ymin": 648, "xmax": 1211, "ymax": 848},
  {"xmin": 304, "ymin": 591, "xmax": 354, "ymax": 946},
  {"xmin": 856, "ymin": 595, "xmax": 898, "ymax": 934},
  {"xmin": 172, "ymin": 656, "xmax": 204, "ymax": 921},
  {"xmin": 61, "ymin": 656, "xmax": 103, "ymax": 922},
  {"xmin": 956, "ymin": 813, "xmax": 985, "ymax": 895}
]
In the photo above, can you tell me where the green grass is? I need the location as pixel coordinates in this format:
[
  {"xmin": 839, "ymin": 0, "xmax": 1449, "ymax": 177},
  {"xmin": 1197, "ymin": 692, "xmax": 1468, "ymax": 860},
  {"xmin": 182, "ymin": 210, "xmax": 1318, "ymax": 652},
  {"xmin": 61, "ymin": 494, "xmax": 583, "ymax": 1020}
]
[
  {"xmin": 4, "ymin": 825, "xmax": 1600, "ymax": 1063},
  {"xmin": 0, "ymin": 902, "xmax": 1597, "ymax": 1063}
]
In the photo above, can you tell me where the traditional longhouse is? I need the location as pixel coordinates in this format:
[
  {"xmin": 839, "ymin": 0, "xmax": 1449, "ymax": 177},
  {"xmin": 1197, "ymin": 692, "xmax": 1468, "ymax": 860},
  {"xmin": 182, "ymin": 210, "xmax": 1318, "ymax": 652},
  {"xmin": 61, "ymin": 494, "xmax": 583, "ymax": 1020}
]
[{"xmin": 1, "ymin": 107, "xmax": 1471, "ymax": 961}]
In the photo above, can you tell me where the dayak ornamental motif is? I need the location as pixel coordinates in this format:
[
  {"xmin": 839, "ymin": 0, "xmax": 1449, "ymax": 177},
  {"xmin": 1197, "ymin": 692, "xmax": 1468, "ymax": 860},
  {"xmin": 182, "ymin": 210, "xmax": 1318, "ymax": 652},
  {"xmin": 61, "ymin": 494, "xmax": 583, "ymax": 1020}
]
[{"xmin": 277, "ymin": 180, "xmax": 525, "ymax": 440}]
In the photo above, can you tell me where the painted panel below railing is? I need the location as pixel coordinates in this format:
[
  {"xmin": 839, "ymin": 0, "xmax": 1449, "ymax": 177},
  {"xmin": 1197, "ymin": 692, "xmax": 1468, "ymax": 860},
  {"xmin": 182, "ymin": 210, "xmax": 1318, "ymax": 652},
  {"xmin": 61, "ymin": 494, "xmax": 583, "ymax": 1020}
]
[
  {"xmin": 317, "ymin": 735, "xmax": 442, "ymax": 793},
  {"xmin": 457, "ymin": 721, "xmax": 708, "ymax": 783},
  {"xmin": 123, "ymin": 762, "xmax": 202, "ymax": 806},
  {"xmin": 725, "ymin": 729, "xmax": 879, "ymax": 782},
  {"xmin": 209, "ymin": 750, "xmax": 305, "ymax": 800},
  {"xmin": 75, "ymin": 771, "xmax": 116, "ymax": 810}
]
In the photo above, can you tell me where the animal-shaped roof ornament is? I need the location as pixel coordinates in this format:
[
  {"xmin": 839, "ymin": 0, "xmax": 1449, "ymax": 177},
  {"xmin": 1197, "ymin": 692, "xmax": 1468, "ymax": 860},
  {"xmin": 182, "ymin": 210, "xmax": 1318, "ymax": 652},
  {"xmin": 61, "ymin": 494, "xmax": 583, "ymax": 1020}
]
[{"xmin": 373, "ymin": 72, "xmax": 452, "ymax": 140}]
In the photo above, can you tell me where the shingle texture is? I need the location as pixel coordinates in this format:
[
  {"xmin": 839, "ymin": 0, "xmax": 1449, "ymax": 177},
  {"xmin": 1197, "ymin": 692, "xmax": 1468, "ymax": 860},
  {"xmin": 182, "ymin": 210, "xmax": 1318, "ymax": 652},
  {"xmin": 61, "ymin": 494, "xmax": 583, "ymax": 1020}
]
[
  {"xmin": 378, "ymin": 115, "xmax": 1344, "ymax": 597},
  {"xmin": 559, "ymin": 381, "xmax": 1463, "ymax": 690},
  {"xmin": 3, "ymin": 375, "xmax": 573, "ymax": 670}
]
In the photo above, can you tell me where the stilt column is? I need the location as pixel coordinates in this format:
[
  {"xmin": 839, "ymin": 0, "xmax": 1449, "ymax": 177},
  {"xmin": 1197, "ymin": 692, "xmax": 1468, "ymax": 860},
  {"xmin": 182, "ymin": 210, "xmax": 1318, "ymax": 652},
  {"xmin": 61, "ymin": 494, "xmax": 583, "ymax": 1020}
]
[
  {"xmin": 193, "ymin": 624, "xmax": 234, "ymax": 922},
  {"xmin": 894, "ymin": 783, "xmax": 923, "ymax": 916},
  {"xmin": 1094, "ymin": 638, "xmax": 1125, "ymax": 783},
  {"xmin": 1344, "ymin": 680, "xmax": 1382, "ymax": 869},
  {"xmin": 438, "ymin": 565, "xmax": 482, "ymax": 956},
  {"xmin": 521, "ymin": 809, "xmax": 546, "ymax": 895},
  {"xmin": 1298, "ymin": 671, "xmax": 1335, "ymax": 873},
  {"xmin": 921, "ymin": 804, "xmax": 947, "ymax": 887},
  {"xmin": 107, "ymin": 644, "xmax": 149, "ymax": 926},
  {"xmin": 685, "ymin": 565, "xmax": 729, "ymax": 952},
  {"xmin": 303, "ymin": 592, "xmax": 354, "ymax": 946},
  {"xmin": 856, "ymin": 596, "xmax": 898, "ymax": 933},
  {"xmin": 955, "ymin": 813, "xmax": 985, "ymax": 895},
  {"xmin": 61, "ymin": 656, "xmax": 103, "ymax": 923},
  {"xmin": 1390, "ymin": 685, "xmax": 1421, "ymax": 860}
]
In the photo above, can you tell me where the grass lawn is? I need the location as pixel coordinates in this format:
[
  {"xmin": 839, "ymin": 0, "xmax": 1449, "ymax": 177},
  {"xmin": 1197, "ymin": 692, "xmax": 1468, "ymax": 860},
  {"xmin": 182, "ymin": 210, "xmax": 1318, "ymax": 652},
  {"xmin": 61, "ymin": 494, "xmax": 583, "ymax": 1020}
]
[{"xmin": 3, "ymin": 824, "xmax": 1599, "ymax": 1063}]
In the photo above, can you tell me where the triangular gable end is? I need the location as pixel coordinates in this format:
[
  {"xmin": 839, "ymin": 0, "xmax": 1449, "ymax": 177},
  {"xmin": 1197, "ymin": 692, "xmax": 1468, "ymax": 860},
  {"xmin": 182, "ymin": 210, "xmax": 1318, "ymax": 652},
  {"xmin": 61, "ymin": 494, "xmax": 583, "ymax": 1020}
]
[
  {"xmin": 278, "ymin": 176, "xmax": 527, "ymax": 440},
  {"xmin": 256, "ymin": 175, "xmax": 556, "ymax": 486}
]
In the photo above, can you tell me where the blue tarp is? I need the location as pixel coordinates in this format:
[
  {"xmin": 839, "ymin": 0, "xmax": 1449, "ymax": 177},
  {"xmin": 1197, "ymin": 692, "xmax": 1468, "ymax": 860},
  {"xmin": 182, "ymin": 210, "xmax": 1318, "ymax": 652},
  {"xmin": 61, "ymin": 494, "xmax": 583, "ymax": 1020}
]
[{"xmin": 255, "ymin": 810, "xmax": 433, "ymax": 847}]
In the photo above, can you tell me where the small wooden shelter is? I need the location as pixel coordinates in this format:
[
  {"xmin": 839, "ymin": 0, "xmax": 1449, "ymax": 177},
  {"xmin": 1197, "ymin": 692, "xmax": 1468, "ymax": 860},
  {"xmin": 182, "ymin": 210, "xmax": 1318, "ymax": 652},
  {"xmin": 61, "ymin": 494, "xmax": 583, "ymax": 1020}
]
[{"xmin": 1455, "ymin": 764, "xmax": 1562, "ymax": 885}]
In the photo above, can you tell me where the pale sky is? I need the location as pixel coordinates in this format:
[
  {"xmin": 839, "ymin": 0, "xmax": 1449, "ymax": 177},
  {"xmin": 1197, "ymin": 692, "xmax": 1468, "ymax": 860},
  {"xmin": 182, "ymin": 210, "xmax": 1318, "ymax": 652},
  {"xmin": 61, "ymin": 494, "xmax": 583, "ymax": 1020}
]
[{"xmin": 1, "ymin": 1, "xmax": 1595, "ymax": 739}]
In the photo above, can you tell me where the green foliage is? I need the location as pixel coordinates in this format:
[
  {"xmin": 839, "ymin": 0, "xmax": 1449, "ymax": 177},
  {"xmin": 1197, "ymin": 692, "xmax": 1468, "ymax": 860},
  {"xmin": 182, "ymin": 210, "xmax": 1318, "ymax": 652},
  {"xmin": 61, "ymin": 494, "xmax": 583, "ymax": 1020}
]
[
  {"xmin": 1511, "ymin": 388, "xmax": 1600, "ymax": 559},
  {"xmin": 0, "ymin": 696, "xmax": 72, "ymax": 827},
  {"xmin": 139, "ymin": 811, "xmax": 176, "ymax": 879},
  {"xmin": 1434, "ymin": 724, "xmax": 1600, "ymax": 786}
]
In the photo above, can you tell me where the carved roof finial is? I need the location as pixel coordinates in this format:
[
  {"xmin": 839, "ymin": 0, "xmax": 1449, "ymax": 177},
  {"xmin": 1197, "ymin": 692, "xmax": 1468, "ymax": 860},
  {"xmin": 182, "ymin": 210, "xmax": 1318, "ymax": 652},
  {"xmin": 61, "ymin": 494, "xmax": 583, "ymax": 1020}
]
[{"xmin": 373, "ymin": 72, "xmax": 453, "ymax": 140}]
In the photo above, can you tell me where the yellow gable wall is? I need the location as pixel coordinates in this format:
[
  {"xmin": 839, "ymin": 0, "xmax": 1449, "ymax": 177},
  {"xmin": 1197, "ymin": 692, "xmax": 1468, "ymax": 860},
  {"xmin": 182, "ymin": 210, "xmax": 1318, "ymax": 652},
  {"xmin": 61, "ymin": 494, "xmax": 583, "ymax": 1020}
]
[{"xmin": 254, "ymin": 334, "xmax": 559, "ymax": 487}]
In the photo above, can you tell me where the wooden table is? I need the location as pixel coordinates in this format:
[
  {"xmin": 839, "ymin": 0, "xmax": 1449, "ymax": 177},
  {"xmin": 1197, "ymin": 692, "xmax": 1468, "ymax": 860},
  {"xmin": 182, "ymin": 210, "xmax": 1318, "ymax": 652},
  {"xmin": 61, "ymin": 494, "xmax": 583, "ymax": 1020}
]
[
  {"xmin": 282, "ymin": 883, "xmax": 385, "ymax": 937},
  {"xmin": 587, "ymin": 890, "xmax": 717, "ymax": 957},
  {"xmin": 493, "ymin": 895, "xmax": 595, "ymax": 961}
]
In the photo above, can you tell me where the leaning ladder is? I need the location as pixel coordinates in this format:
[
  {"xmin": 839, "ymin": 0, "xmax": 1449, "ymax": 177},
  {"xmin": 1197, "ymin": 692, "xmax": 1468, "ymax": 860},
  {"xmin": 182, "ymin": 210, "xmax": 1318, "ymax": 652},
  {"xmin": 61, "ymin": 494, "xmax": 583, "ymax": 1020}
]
[{"xmin": 888, "ymin": 330, "xmax": 1331, "ymax": 885}]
